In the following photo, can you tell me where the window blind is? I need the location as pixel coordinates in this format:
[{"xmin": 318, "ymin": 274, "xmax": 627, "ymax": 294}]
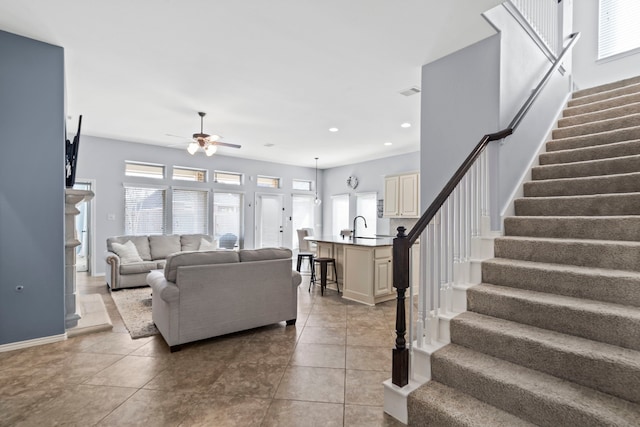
[
  {"xmin": 173, "ymin": 189, "xmax": 209, "ymax": 234},
  {"xmin": 356, "ymin": 192, "xmax": 377, "ymax": 237},
  {"xmin": 213, "ymin": 192, "xmax": 243, "ymax": 243},
  {"xmin": 331, "ymin": 194, "xmax": 350, "ymax": 236},
  {"xmin": 599, "ymin": 0, "xmax": 640, "ymax": 59},
  {"xmin": 124, "ymin": 186, "xmax": 166, "ymax": 235}
]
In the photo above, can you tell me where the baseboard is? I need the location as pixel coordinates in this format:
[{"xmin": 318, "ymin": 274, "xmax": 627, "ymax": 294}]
[{"xmin": 0, "ymin": 333, "xmax": 67, "ymax": 353}]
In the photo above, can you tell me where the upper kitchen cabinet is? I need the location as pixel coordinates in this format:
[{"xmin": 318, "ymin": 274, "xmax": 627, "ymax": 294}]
[{"xmin": 383, "ymin": 173, "xmax": 420, "ymax": 218}]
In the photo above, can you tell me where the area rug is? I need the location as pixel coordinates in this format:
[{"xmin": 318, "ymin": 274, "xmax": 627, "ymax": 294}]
[{"xmin": 110, "ymin": 287, "xmax": 159, "ymax": 339}]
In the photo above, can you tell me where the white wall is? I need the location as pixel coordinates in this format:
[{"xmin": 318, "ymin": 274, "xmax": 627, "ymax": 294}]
[
  {"xmin": 322, "ymin": 152, "xmax": 420, "ymax": 237},
  {"xmin": 573, "ymin": 0, "xmax": 640, "ymax": 88},
  {"xmin": 76, "ymin": 135, "xmax": 321, "ymax": 275}
]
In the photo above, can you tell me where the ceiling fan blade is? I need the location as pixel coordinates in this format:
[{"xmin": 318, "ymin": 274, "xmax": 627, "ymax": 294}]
[
  {"xmin": 212, "ymin": 141, "xmax": 242, "ymax": 149},
  {"xmin": 165, "ymin": 133, "xmax": 190, "ymax": 139}
]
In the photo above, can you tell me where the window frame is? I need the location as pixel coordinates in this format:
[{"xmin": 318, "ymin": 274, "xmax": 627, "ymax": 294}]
[
  {"xmin": 172, "ymin": 166, "xmax": 207, "ymax": 183},
  {"xmin": 256, "ymin": 175, "xmax": 281, "ymax": 189},
  {"xmin": 123, "ymin": 183, "xmax": 168, "ymax": 235},
  {"xmin": 598, "ymin": 0, "xmax": 640, "ymax": 60},
  {"xmin": 125, "ymin": 161, "xmax": 165, "ymax": 179},
  {"xmin": 292, "ymin": 179, "xmax": 313, "ymax": 192},
  {"xmin": 171, "ymin": 187, "xmax": 210, "ymax": 235},
  {"xmin": 213, "ymin": 170, "xmax": 243, "ymax": 186},
  {"xmin": 212, "ymin": 191, "xmax": 245, "ymax": 249}
]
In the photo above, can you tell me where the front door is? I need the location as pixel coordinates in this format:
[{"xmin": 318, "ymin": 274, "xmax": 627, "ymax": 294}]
[{"xmin": 255, "ymin": 193, "xmax": 284, "ymax": 248}]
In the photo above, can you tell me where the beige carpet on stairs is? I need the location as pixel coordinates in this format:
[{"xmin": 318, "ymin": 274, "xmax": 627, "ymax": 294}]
[{"xmin": 407, "ymin": 75, "xmax": 640, "ymax": 426}]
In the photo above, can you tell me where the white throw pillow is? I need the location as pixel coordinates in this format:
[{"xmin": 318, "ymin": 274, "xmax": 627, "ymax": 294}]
[
  {"xmin": 111, "ymin": 240, "xmax": 143, "ymax": 263},
  {"xmin": 199, "ymin": 238, "xmax": 215, "ymax": 251}
]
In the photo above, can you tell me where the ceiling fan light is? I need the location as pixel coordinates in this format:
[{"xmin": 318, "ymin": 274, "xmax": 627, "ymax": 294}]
[
  {"xmin": 210, "ymin": 134, "xmax": 221, "ymax": 141},
  {"xmin": 187, "ymin": 142, "xmax": 199, "ymax": 155},
  {"xmin": 204, "ymin": 145, "xmax": 217, "ymax": 156}
]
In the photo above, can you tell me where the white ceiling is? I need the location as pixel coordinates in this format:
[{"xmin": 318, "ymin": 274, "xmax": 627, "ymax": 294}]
[{"xmin": 0, "ymin": 0, "xmax": 501, "ymax": 168}]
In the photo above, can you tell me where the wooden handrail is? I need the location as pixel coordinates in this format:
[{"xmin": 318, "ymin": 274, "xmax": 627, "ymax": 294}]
[{"xmin": 391, "ymin": 31, "xmax": 580, "ymax": 387}]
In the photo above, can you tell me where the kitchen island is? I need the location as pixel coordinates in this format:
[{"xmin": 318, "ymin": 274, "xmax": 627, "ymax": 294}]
[{"xmin": 307, "ymin": 236, "xmax": 396, "ymax": 305}]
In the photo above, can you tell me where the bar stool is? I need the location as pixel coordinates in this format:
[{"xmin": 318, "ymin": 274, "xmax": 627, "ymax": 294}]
[
  {"xmin": 296, "ymin": 253, "xmax": 316, "ymax": 283},
  {"xmin": 312, "ymin": 257, "xmax": 339, "ymax": 296}
]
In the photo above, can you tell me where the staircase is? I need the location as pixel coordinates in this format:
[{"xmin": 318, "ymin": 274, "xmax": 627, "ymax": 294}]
[{"xmin": 407, "ymin": 76, "xmax": 640, "ymax": 426}]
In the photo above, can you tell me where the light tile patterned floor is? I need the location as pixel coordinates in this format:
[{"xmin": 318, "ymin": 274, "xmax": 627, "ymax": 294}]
[{"xmin": 0, "ymin": 273, "xmax": 405, "ymax": 426}]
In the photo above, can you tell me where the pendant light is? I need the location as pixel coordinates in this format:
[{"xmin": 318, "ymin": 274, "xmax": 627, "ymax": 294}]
[{"xmin": 314, "ymin": 157, "xmax": 322, "ymax": 206}]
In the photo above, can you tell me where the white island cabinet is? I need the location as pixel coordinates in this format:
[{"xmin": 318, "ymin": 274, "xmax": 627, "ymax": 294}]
[{"xmin": 310, "ymin": 237, "xmax": 396, "ymax": 305}]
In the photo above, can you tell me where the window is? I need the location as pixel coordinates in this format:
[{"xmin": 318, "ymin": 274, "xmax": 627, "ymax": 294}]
[
  {"xmin": 331, "ymin": 194, "xmax": 350, "ymax": 236},
  {"xmin": 173, "ymin": 189, "xmax": 209, "ymax": 234},
  {"xmin": 599, "ymin": 0, "xmax": 640, "ymax": 59},
  {"xmin": 125, "ymin": 162, "xmax": 164, "ymax": 179},
  {"xmin": 356, "ymin": 192, "xmax": 377, "ymax": 237},
  {"xmin": 214, "ymin": 171, "xmax": 243, "ymax": 185},
  {"xmin": 213, "ymin": 192, "xmax": 243, "ymax": 248},
  {"xmin": 292, "ymin": 194, "xmax": 315, "ymax": 249},
  {"xmin": 292, "ymin": 179, "xmax": 312, "ymax": 191},
  {"xmin": 257, "ymin": 175, "xmax": 280, "ymax": 188},
  {"xmin": 124, "ymin": 186, "xmax": 166, "ymax": 235},
  {"xmin": 173, "ymin": 166, "xmax": 207, "ymax": 182}
]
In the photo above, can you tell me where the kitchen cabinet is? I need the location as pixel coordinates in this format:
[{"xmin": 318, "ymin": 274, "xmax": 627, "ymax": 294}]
[
  {"xmin": 383, "ymin": 172, "xmax": 420, "ymax": 218},
  {"xmin": 343, "ymin": 245, "xmax": 395, "ymax": 305}
]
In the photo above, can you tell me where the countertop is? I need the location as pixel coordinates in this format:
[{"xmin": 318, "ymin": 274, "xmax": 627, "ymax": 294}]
[{"xmin": 306, "ymin": 235, "xmax": 394, "ymax": 247}]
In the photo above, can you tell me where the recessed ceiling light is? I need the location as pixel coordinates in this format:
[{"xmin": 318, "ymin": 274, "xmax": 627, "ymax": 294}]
[
  {"xmin": 329, "ymin": 127, "xmax": 339, "ymax": 132},
  {"xmin": 401, "ymin": 122, "xmax": 411, "ymax": 128},
  {"xmin": 384, "ymin": 142, "xmax": 393, "ymax": 146}
]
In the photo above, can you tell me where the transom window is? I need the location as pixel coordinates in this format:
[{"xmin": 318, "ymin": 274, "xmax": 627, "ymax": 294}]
[
  {"xmin": 173, "ymin": 166, "xmax": 207, "ymax": 182},
  {"xmin": 125, "ymin": 162, "xmax": 165, "ymax": 179},
  {"xmin": 214, "ymin": 171, "xmax": 243, "ymax": 185},
  {"xmin": 292, "ymin": 179, "xmax": 312, "ymax": 191},
  {"xmin": 257, "ymin": 175, "xmax": 281, "ymax": 188}
]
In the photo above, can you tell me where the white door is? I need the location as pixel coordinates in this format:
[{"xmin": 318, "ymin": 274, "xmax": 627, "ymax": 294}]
[{"xmin": 255, "ymin": 193, "xmax": 285, "ymax": 248}]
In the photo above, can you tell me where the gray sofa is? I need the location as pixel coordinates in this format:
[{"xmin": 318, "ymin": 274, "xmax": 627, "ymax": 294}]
[
  {"xmin": 105, "ymin": 234, "xmax": 215, "ymax": 290},
  {"xmin": 146, "ymin": 247, "xmax": 301, "ymax": 350}
]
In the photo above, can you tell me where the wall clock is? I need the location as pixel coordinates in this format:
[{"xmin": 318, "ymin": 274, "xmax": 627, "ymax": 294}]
[{"xmin": 347, "ymin": 175, "xmax": 359, "ymax": 189}]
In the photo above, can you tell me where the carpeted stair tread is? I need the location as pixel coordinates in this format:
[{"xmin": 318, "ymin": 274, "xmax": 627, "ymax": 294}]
[
  {"xmin": 546, "ymin": 127, "xmax": 640, "ymax": 152},
  {"xmin": 467, "ymin": 284, "xmax": 640, "ymax": 351},
  {"xmin": 563, "ymin": 91, "xmax": 640, "ymax": 117},
  {"xmin": 451, "ymin": 311, "xmax": 640, "ymax": 403},
  {"xmin": 504, "ymin": 215, "xmax": 640, "ymax": 242},
  {"xmin": 514, "ymin": 192, "xmax": 640, "ymax": 216},
  {"xmin": 532, "ymin": 153, "xmax": 640, "ymax": 180},
  {"xmin": 558, "ymin": 102, "xmax": 640, "ymax": 128},
  {"xmin": 494, "ymin": 235, "xmax": 640, "ymax": 272},
  {"xmin": 482, "ymin": 257, "xmax": 640, "ymax": 307},
  {"xmin": 407, "ymin": 381, "xmax": 535, "ymax": 427},
  {"xmin": 573, "ymin": 75, "xmax": 640, "ymax": 99},
  {"xmin": 552, "ymin": 112, "xmax": 640, "ymax": 139},
  {"xmin": 431, "ymin": 344, "xmax": 640, "ymax": 427},
  {"xmin": 539, "ymin": 139, "xmax": 640, "ymax": 165},
  {"xmin": 568, "ymin": 82, "xmax": 640, "ymax": 107},
  {"xmin": 524, "ymin": 171, "xmax": 640, "ymax": 196}
]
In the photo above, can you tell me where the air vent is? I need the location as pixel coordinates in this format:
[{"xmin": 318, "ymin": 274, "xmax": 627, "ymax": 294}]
[{"xmin": 399, "ymin": 86, "xmax": 421, "ymax": 96}]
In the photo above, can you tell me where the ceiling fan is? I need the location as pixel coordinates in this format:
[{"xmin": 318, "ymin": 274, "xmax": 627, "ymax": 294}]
[{"xmin": 168, "ymin": 112, "xmax": 241, "ymax": 156}]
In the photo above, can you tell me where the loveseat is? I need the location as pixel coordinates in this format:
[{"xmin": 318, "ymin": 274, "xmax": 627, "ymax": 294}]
[
  {"xmin": 105, "ymin": 234, "xmax": 216, "ymax": 290},
  {"xmin": 146, "ymin": 247, "xmax": 301, "ymax": 350}
]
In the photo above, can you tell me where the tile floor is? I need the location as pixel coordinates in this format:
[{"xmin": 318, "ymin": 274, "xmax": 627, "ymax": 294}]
[{"xmin": 0, "ymin": 273, "xmax": 405, "ymax": 426}]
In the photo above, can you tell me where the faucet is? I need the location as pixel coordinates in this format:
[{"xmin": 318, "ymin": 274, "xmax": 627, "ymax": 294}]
[{"xmin": 352, "ymin": 215, "xmax": 368, "ymax": 239}]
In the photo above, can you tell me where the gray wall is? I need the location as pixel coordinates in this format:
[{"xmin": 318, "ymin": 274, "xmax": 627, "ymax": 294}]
[
  {"xmin": 420, "ymin": 34, "xmax": 501, "ymax": 214},
  {"xmin": 573, "ymin": 0, "xmax": 640, "ymax": 89},
  {"xmin": 76, "ymin": 135, "xmax": 322, "ymax": 275},
  {"xmin": 321, "ymin": 152, "xmax": 420, "ymax": 237},
  {"xmin": 0, "ymin": 31, "xmax": 65, "ymax": 345},
  {"xmin": 420, "ymin": 3, "xmax": 573, "ymax": 231},
  {"xmin": 485, "ymin": 4, "xmax": 572, "ymax": 228}
]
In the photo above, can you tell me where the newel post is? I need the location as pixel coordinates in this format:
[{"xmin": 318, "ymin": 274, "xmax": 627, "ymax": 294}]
[{"xmin": 392, "ymin": 226, "xmax": 411, "ymax": 387}]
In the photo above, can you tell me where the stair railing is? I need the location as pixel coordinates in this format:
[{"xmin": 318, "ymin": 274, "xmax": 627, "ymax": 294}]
[
  {"xmin": 391, "ymin": 31, "xmax": 580, "ymax": 387},
  {"xmin": 509, "ymin": 0, "xmax": 562, "ymax": 57}
]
